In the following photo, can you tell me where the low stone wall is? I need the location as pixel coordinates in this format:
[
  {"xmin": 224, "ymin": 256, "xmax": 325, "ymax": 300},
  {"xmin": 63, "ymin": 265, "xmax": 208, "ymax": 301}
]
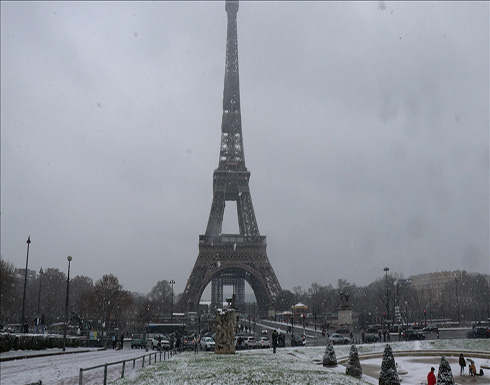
[{"xmin": 0, "ymin": 333, "xmax": 80, "ymax": 353}]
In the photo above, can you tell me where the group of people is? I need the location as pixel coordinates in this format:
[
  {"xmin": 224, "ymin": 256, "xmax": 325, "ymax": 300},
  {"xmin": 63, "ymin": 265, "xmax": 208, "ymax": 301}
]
[
  {"xmin": 111, "ymin": 333, "xmax": 125, "ymax": 349},
  {"xmin": 427, "ymin": 354, "xmax": 485, "ymax": 385},
  {"xmin": 459, "ymin": 353, "xmax": 485, "ymax": 377}
]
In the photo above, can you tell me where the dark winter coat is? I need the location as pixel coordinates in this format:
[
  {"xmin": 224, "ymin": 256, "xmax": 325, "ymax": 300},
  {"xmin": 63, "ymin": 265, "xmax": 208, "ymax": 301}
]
[{"xmin": 459, "ymin": 355, "xmax": 466, "ymax": 367}]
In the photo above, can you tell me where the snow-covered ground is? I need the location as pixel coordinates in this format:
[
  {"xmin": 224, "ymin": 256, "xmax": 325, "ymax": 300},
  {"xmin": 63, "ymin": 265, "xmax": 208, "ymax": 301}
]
[
  {"xmin": 113, "ymin": 340, "xmax": 490, "ymax": 385},
  {"xmin": 1, "ymin": 339, "xmax": 489, "ymax": 385},
  {"xmin": 1, "ymin": 346, "xmax": 164, "ymax": 385}
]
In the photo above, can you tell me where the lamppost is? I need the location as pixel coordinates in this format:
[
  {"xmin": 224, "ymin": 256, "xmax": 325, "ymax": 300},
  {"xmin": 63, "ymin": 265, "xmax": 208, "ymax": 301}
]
[
  {"xmin": 37, "ymin": 267, "xmax": 44, "ymax": 315},
  {"xmin": 384, "ymin": 267, "xmax": 390, "ymax": 321},
  {"xmin": 312, "ymin": 301, "xmax": 317, "ymax": 332},
  {"xmin": 291, "ymin": 305, "xmax": 295, "ymax": 339},
  {"xmin": 170, "ymin": 279, "xmax": 175, "ymax": 323},
  {"xmin": 21, "ymin": 236, "xmax": 31, "ymax": 330},
  {"xmin": 63, "ymin": 255, "xmax": 72, "ymax": 352},
  {"xmin": 405, "ymin": 301, "xmax": 408, "ymax": 326}
]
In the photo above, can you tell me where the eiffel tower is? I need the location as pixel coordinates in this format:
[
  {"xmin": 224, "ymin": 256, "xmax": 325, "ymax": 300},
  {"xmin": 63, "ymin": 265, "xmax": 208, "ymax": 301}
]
[{"xmin": 179, "ymin": 0, "xmax": 282, "ymax": 316}]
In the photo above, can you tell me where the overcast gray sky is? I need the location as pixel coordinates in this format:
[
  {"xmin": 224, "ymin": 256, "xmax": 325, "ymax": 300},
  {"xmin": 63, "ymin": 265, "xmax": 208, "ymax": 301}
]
[{"xmin": 1, "ymin": 1, "xmax": 489, "ymax": 297}]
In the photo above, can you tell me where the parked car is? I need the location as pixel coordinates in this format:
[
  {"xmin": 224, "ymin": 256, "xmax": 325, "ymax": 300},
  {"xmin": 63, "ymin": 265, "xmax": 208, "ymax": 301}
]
[
  {"xmin": 291, "ymin": 334, "xmax": 306, "ymax": 347},
  {"xmin": 4, "ymin": 324, "xmax": 22, "ymax": 333},
  {"xmin": 422, "ymin": 325, "xmax": 438, "ymax": 333},
  {"xmin": 329, "ymin": 333, "xmax": 351, "ymax": 345},
  {"xmin": 336, "ymin": 327, "xmax": 350, "ymax": 335},
  {"xmin": 403, "ymin": 329, "xmax": 425, "ymax": 341},
  {"xmin": 200, "ymin": 336, "xmax": 216, "ymax": 351},
  {"xmin": 257, "ymin": 336, "xmax": 270, "ymax": 348},
  {"xmin": 235, "ymin": 335, "xmax": 246, "ymax": 350},
  {"xmin": 244, "ymin": 336, "xmax": 257, "ymax": 349},
  {"xmin": 183, "ymin": 335, "xmax": 197, "ymax": 350},
  {"xmin": 364, "ymin": 327, "xmax": 379, "ymax": 343},
  {"xmin": 131, "ymin": 334, "xmax": 147, "ymax": 349},
  {"xmin": 151, "ymin": 334, "xmax": 170, "ymax": 350},
  {"xmin": 466, "ymin": 326, "xmax": 490, "ymax": 339}
]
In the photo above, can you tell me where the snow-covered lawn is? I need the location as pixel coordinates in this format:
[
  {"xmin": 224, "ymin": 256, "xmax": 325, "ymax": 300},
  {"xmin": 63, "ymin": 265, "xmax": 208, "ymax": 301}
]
[
  {"xmin": 1, "ymin": 339, "xmax": 488, "ymax": 384},
  {"xmin": 114, "ymin": 339, "xmax": 490, "ymax": 385}
]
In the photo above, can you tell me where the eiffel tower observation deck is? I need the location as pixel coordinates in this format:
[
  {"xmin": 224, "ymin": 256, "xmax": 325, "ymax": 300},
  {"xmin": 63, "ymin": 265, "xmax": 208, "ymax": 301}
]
[{"xmin": 179, "ymin": 0, "xmax": 282, "ymax": 316}]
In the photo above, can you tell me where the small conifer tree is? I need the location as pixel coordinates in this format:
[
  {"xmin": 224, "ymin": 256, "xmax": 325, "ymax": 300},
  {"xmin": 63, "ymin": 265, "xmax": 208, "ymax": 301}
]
[
  {"xmin": 346, "ymin": 344, "xmax": 362, "ymax": 377},
  {"xmin": 379, "ymin": 344, "xmax": 400, "ymax": 385},
  {"xmin": 437, "ymin": 356, "xmax": 455, "ymax": 385},
  {"xmin": 322, "ymin": 342, "xmax": 337, "ymax": 367}
]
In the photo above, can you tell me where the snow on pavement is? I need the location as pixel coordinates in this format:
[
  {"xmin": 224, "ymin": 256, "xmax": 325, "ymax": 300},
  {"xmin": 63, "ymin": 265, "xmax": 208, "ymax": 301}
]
[{"xmin": 1, "ymin": 347, "xmax": 163, "ymax": 385}]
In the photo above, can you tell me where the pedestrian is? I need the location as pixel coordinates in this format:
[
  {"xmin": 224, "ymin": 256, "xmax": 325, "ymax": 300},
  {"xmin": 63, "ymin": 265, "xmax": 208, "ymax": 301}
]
[
  {"xmin": 120, "ymin": 333, "xmax": 124, "ymax": 349},
  {"xmin": 193, "ymin": 336, "xmax": 198, "ymax": 354},
  {"xmin": 41, "ymin": 314, "xmax": 45, "ymax": 334},
  {"xmin": 112, "ymin": 334, "xmax": 116, "ymax": 349},
  {"xmin": 272, "ymin": 329, "xmax": 278, "ymax": 353},
  {"xmin": 398, "ymin": 328, "xmax": 402, "ymax": 341},
  {"xmin": 427, "ymin": 367, "xmax": 436, "ymax": 385},
  {"xmin": 459, "ymin": 353, "xmax": 466, "ymax": 375},
  {"xmin": 469, "ymin": 362, "xmax": 477, "ymax": 376},
  {"xmin": 361, "ymin": 328, "xmax": 365, "ymax": 343},
  {"xmin": 34, "ymin": 316, "xmax": 40, "ymax": 334}
]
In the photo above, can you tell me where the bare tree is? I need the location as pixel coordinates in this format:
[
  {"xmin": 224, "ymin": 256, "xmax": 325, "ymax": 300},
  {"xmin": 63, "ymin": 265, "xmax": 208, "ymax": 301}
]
[
  {"xmin": 0, "ymin": 259, "xmax": 19, "ymax": 325},
  {"xmin": 93, "ymin": 274, "xmax": 132, "ymax": 331}
]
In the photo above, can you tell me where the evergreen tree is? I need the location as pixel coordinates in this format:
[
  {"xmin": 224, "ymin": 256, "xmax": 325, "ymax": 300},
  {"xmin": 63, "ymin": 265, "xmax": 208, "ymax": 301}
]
[
  {"xmin": 346, "ymin": 344, "xmax": 362, "ymax": 377},
  {"xmin": 379, "ymin": 344, "xmax": 400, "ymax": 385},
  {"xmin": 322, "ymin": 342, "xmax": 337, "ymax": 367},
  {"xmin": 437, "ymin": 356, "xmax": 455, "ymax": 385}
]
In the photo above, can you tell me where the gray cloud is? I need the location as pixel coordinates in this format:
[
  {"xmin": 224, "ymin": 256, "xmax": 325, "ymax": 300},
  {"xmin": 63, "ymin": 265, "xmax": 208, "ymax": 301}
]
[{"xmin": 1, "ymin": 1, "xmax": 488, "ymax": 296}]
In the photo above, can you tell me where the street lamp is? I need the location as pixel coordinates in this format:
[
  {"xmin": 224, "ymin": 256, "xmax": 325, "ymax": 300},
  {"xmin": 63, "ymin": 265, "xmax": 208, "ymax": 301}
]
[
  {"xmin": 170, "ymin": 279, "xmax": 175, "ymax": 323},
  {"xmin": 37, "ymin": 267, "xmax": 44, "ymax": 315},
  {"xmin": 291, "ymin": 305, "xmax": 295, "ymax": 339},
  {"xmin": 63, "ymin": 255, "xmax": 72, "ymax": 352},
  {"xmin": 405, "ymin": 301, "xmax": 408, "ymax": 326},
  {"xmin": 384, "ymin": 267, "xmax": 390, "ymax": 321},
  {"xmin": 21, "ymin": 236, "xmax": 31, "ymax": 331}
]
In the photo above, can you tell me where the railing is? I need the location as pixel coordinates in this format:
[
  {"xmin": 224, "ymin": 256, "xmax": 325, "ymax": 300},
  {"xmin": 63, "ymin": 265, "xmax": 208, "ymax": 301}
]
[{"xmin": 78, "ymin": 348, "xmax": 182, "ymax": 385}]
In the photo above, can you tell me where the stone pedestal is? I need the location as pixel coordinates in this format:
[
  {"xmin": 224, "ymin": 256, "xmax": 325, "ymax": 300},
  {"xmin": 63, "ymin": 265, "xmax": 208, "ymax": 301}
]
[
  {"xmin": 338, "ymin": 308, "xmax": 353, "ymax": 327},
  {"xmin": 215, "ymin": 309, "xmax": 236, "ymax": 354}
]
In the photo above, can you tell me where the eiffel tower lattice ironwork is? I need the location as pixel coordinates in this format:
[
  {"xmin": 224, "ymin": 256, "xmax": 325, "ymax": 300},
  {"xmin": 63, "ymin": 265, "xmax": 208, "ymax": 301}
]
[{"xmin": 179, "ymin": 0, "xmax": 282, "ymax": 315}]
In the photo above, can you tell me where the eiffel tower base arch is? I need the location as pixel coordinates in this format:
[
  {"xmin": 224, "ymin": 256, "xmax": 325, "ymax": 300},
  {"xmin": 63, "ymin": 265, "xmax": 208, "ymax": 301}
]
[{"xmin": 179, "ymin": 236, "xmax": 281, "ymax": 317}]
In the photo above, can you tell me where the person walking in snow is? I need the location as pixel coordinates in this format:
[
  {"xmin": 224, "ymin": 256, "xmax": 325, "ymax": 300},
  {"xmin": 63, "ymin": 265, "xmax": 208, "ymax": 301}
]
[
  {"xmin": 193, "ymin": 336, "xmax": 198, "ymax": 354},
  {"xmin": 459, "ymin": 353, "xmax": 466, "ymax": 375},
  {"xmin": 272, "ymin": 329, "xmax": 278, "ymax": 353},
  {"xmin": 427, "ymin": 367, "xmax": 436, "ymax": 385}
]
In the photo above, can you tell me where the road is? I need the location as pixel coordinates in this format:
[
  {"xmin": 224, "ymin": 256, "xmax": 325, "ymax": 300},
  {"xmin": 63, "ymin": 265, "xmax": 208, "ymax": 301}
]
[{"xmin": 254, "ymin": 319, "xmax": 470, "ymax": 347}]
